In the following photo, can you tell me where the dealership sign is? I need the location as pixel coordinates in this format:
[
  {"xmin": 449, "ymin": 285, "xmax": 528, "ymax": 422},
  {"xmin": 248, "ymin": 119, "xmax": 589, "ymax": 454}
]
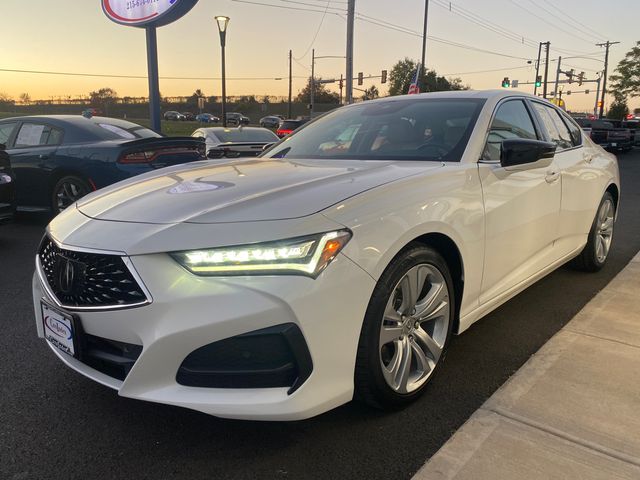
[{"xmin": 102, "ymin": 0, "xmax": 199, "ymax": 28}]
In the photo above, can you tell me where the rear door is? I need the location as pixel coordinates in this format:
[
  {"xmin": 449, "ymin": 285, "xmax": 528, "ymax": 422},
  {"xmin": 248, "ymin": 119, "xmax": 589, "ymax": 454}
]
[
  {"xmin": 478, "ymin": 98, "xmax": 561, "ymax": 304},
  {"xmin": 8, "ymin": 122, "xmax": 64, "ymax": 208},
  {"xmin": 530, "ymin": 101, "xmax": 605, "ymax": 257}
]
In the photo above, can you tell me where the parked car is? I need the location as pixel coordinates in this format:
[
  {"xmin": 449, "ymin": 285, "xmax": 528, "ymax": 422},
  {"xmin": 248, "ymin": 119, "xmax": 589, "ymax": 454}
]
[
  {"xmin": 259, "ymin": 115, "xmax": 282, "ymax": 129},
  {"xmin": 192, "ymin": 126, "xmax": 278, "ymax": 158},
  {"xmin": 196, "ymin": 113, "xmax": 220, "ymax": 124},
  {"xmin": 0, "ymin": 144, "xmax": 15, "ymax": 224},
  {"xmin": 225, "ymin": 112, "xmax": 250, "ymax": 126},
  {"xmin": 276, "ymin": 118, "xmax": 308, "ymax": 138},
  {"xmin": 164, "ymin": 111, "xmax": 186, "ymax": 121},
  {"xmin": 0, "ymin": 115, "xmax": 205, "ymax": 214},
  {"xmin": 181, "ymin": 112, "xmax": 196, "ymax": 121},
  {"xmin": 33, "ymin": 90, "xmax": 619, "ymax": 421},
  {"xmin": 575, "ymin": 118, "xmax": 633, "ymax": 152}
]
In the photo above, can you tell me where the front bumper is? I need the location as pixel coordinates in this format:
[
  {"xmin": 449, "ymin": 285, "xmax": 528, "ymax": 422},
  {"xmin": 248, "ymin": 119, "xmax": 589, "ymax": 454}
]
[{"xmin": 33, "ymin": 247, "xmax": 376, "ymax": 421}]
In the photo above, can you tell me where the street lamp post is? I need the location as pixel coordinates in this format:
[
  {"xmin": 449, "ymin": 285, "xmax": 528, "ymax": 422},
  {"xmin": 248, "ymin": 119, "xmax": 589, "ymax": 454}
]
[{"xmin": 215, "ymin": 16, "xmax": 230, "ymax": 127}]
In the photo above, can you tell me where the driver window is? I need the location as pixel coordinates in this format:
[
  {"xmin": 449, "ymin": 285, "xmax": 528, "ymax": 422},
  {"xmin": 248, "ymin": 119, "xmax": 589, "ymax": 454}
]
[{"xmin": 484, "ymin": 100, "xmax": 538, "ymax": 161}]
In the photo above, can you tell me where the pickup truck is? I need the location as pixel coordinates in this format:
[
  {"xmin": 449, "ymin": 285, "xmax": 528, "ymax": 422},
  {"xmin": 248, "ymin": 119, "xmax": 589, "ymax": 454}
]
[
  {"xmin": 575, "ymin": 118, "xmax": 633, "ymax": 152},
  {"xmin": 622, "ymin": 119, "xmax": 640, "ymax": 146}
]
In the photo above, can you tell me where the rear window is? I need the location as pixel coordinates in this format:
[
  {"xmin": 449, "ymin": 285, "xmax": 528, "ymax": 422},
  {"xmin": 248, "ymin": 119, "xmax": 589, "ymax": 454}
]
[
  {"xmin": 88, "ymin": 118, "xmax": 161, "ymax": 140},
  {"xmin": 213, "ymin": 128, "xmax": 278, "ymax": 143},
  {"xmin": 280, "ymin": 121, "xmax": 303, "ymax": 130}
]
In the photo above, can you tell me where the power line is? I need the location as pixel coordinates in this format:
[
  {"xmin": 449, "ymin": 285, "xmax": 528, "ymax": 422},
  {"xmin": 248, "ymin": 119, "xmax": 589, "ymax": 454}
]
[
  {"xmin": 231, "ymin": 0, "xmax": 344, "ymax": 16},
  {"xmin": 524, "ymin": 0, "xmax": 602, "ymax": 43},
  {"xmin": 293, "ymin": 0, "xmax": 333, "ymax": 60},
  {"xmin": 431, "ymin": 0, "xmax": 538, "ymax": 49},
  {"xmin": 540, "ymin": 0, "xmax": 606, "ymax": 40},
  {"xmin": 443, "ymin": 65, "xmax": 532, "ymax": 76},
  {"xmin": 507, "ymin": 0, "xmax": 595, "ymax": 45},
  {"xmin": 0, "ymin": 68, "xmax": 305, "ymax": 81}
]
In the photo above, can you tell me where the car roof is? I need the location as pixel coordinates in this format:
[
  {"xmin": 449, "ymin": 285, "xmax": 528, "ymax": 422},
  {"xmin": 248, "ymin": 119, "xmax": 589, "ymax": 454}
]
[
  {"xmin": 360, "ymin": 89, "xmax": 543, "ymax": 105},
  {"xmin": 197, "ymin": 127, "xmax": 269, "ymax": 134}
]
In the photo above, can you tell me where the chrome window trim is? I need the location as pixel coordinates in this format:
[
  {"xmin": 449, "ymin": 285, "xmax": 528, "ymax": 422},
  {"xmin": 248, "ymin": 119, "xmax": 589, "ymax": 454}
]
[{"xmin": 36, "ymin": 237, "xmax": 153, "ymax": 312}]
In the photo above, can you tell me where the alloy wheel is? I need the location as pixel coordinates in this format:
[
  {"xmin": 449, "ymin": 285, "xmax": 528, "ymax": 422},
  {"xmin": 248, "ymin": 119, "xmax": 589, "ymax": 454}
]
[
  {"xmin": 595, "ymin": 198, "xmax": 614, "ymax": 263},
  {"xmin": 379, "ymin": 263, "xmax": 450, "ymax": 394},
  {"xmin": 55, "ymin": 179, "xmax": 89, "ymax": 213}
]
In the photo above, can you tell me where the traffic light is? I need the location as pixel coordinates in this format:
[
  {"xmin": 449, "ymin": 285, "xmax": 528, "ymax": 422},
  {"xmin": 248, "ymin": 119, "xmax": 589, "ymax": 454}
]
[
  {"xmin": 501, "ymin": 77, "xmax": 510, "ymax": 88},
  {"xmin": 535, "ymin": 76, "xmax": 542, "ymax": 88},
  {"xmin": 567, "ymin": 90, "xmax": 572, "ymax": 95},
  {"xmin": 381, "ymin": 69, "xmax": 387, "ymax": 84},
  {"xmin": 568, "ymin": 69, "xmax": 575, "ymax": 84},
  {"xmin": 578, "ymin": 71, "xmax": 585, "ymax": 86},
  {"xmin": 358, "ymin": 72, "xmax": 363, "ymax": 86},
  {"xmin": 597, "ymin": 100, "xmax": 603, "ymax": 108},
  {"xmin": 585, "ymin": 89, "xmax": 590, "ymax": 94}
]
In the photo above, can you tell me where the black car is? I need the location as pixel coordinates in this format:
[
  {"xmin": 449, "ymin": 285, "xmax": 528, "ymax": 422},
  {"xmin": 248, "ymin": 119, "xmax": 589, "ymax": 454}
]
[
  {"xmin": 0, "ymin": 145, "xmax": 16, "ymax": 224},
  {"xmin": 225, "ymin": 113, "xmax": 250, "ymax": 126},
  {"xmin": 0, "ymin": 116, "xmax": 205, "ymax": 214},
  {"xmin": 182, "ymin": 112, "xmax": 196, "ymax": 121}
]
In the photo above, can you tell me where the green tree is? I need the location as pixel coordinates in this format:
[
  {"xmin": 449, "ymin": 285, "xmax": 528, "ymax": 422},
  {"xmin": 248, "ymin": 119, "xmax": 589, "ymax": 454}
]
[
  {"xmin": 609, "ymin": 41, "xmax": 640, "ymax": 100},
  {"xmin": 89, "ymin": 87, "xmax": 118, "ymax": 114},
  {"xmin": 606, "ymin": 99, "xmax": 630, "ymax": 120},
  {"xmin": 387, "ymin": 58, "xmax": 468, "ymax": 96},
  {"xmin": 0, "ymin": 93, "xmax": 14, "ymax": 112},
  {"xmin": 19, "ymin": 93, "xmax": 31, "ymax": 105},
  {"xmin": 295, "ymin": 77, "xmax": 340, "ymax": 104},
  {"xmin": 361, "ymin": 85, "xmax": 380, "ymax": 101}
]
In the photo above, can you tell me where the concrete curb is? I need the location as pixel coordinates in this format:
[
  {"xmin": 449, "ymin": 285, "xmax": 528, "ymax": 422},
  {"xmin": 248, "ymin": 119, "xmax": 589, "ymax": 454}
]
[{"xmin": 414, "ymin": 253, "xmax": 640, "ymax": 480}]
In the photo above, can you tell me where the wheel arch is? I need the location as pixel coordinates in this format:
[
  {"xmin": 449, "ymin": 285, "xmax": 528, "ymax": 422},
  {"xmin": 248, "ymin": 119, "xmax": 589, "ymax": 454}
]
[
  {"xmin": 606, "ymin": 182, "xmax": 619, "ymax": 211},
  {"xmin": 406, "ymin": 232, "xmax": 465, "ymax": 334}
]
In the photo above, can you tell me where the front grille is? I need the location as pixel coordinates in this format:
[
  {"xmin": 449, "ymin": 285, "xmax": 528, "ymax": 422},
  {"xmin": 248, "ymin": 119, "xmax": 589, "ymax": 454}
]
[{"xmin": 38, "ymin": 237, "xmax": 147, "ymax": 308}]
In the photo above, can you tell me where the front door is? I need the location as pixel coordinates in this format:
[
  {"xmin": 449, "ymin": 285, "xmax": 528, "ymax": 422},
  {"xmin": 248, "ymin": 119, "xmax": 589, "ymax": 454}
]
[{"xmin": 478, "ymin": 99, "xmax": 561, "ymax": 304}]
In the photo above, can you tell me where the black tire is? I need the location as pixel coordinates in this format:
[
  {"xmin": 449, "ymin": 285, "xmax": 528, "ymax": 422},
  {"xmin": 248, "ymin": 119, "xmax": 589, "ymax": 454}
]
[
  {"xmin": 51, "ymin": 175, "xmax": 91, "ymax": 214},
  {"xmin": 354, "ymin": 243, "xmax": 455, "ymax": 409},
  {"xmin": 570, "ymin": 192, "xmax": 615, "ymax": 272}
]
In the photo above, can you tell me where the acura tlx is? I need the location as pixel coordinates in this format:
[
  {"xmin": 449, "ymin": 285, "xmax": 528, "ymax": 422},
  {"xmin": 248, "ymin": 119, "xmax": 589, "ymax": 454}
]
[{"xmin": 33, "ymin": 90, "xmax": 619, "ymax": 420}]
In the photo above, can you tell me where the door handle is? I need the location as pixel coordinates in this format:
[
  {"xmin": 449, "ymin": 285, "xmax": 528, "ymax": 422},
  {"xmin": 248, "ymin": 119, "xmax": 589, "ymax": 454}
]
[{"xmin": 545, "ymin": 170, "xmax": 560, "ymax": 183}]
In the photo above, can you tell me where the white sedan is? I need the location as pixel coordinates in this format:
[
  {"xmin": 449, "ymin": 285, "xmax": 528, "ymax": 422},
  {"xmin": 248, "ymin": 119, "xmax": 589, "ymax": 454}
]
[{"xmin": 33, "ymin": 90, "xmax": 619, "ymax": 420}]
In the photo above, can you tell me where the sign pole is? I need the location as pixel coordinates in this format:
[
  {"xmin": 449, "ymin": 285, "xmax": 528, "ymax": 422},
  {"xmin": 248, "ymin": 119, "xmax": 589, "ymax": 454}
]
[{"xmin": 146, "ymin": 25, "xmax": 162, "ymax": 133}]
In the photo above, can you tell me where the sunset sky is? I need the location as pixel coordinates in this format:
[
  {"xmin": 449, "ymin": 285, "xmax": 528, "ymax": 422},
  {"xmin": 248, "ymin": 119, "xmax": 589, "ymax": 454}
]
[{"xmin": 1, "ymin": 0, "xmax": 638, "ymax": 112}]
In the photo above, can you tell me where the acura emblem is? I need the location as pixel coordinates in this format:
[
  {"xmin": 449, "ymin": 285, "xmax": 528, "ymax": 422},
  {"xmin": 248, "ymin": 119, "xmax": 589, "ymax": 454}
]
[{"xmin": 58, "ymin": 257, "xmax": 76, "ymax": 294}]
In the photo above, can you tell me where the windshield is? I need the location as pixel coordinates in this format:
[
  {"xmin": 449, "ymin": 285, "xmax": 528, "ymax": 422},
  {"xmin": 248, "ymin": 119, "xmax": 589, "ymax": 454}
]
[
  {"xmin": 212, "ymin": 128, "xmax": 278, "ymax": 143},
  {"xmin": 262, "ymin": 98, "xmax": 485, "ymax": 162}
]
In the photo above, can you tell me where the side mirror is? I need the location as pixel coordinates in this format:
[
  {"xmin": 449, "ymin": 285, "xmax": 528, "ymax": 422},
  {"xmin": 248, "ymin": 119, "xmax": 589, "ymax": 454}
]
[
  {"xmin": 500, "ymin": 139, "xmax": 556, "ymax": 168},
  {"xmin": 207, "ymin": 148, "xmax": 225, "ymax": 159}
]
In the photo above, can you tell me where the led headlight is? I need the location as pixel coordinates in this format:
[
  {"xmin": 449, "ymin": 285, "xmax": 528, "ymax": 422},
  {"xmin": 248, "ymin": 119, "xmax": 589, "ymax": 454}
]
[{"xmin": 170, "ymin": 230, "xmax": 352, "ymax": 278}]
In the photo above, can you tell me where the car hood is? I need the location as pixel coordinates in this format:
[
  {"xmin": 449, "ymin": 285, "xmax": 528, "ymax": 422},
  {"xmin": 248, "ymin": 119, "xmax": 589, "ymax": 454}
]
[{"xmin": 77, "ymin": 158, "xmax": 441, "ymax": 224}]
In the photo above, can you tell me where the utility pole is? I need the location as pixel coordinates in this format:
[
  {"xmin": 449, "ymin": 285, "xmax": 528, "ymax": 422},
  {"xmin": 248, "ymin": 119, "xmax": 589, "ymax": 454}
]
[
  {"xmin": 594, "ymin": 72, "xmax": 602, "ymax": 117},
  {"xmin": 554, "ymin": 56, "xmax": 562, "ymax": 97},
  {"xmin": 542, "ymin": 41, "xmax": 550, "ymax": 99},
  {"xmin": 534, "ymin": 42, "xmax": 542, "ymax": 96},
  {"xmin": 310, "ymin": 49, "xmax": 315, "ymax": 115},
  {"xmin": 596, "ymin": 41, "xmax": 620, "ymax": 119},
  {"xmin": 345, "ymin": 0, "xmax": 355, "ymax": 104},
  {"xmin": 288, "ymin": 49, "xmax": 292, "ymax": 119},
  {"xmin": 420, "ymin": 0, "xmax": 430, "ymax": 92}
]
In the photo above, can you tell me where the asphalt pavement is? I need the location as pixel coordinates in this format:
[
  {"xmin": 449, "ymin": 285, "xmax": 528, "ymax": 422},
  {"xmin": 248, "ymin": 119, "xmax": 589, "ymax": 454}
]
[{"xmin": 2, "ymin": 151, "xmax": 640, "ymax": 480}]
